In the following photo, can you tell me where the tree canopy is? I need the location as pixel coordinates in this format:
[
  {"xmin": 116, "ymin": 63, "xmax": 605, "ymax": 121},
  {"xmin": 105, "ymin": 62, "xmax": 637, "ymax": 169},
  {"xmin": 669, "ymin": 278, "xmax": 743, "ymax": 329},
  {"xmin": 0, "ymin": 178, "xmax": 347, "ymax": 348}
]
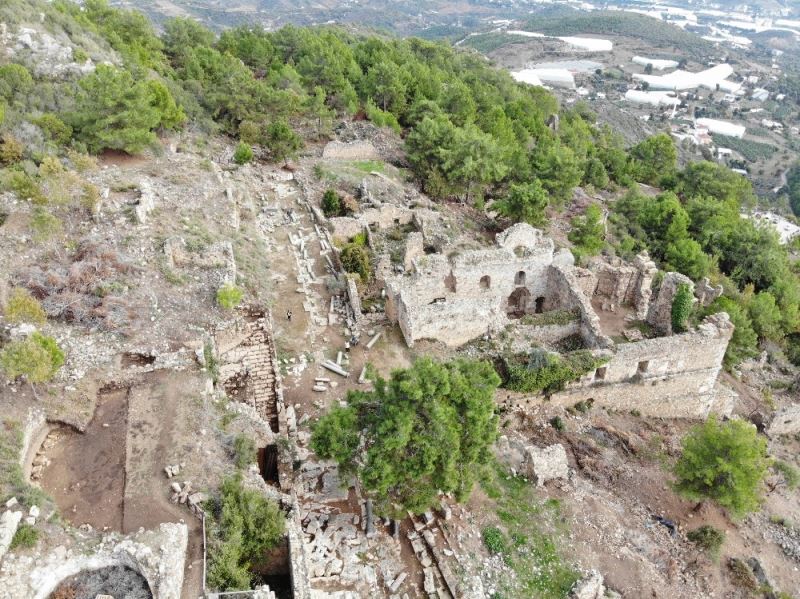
[
  {"xmin": 673, "ymin": 417, "xmax": 770, "ymax": 518},
  {"xmin": 311, "ymin": 357, "xmax": 500, "ymax": 517}
]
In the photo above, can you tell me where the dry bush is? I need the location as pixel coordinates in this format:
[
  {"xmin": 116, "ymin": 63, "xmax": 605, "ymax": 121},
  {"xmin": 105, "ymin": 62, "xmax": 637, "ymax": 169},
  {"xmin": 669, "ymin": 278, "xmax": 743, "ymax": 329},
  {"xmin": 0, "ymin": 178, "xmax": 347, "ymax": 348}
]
[
  {"xmin": 50, "ymin": 585, "xmax": 77, "ymax": 599},
  {"xmin": 15, "ymin": 241, "xmax": 141, "ymax": 332}
]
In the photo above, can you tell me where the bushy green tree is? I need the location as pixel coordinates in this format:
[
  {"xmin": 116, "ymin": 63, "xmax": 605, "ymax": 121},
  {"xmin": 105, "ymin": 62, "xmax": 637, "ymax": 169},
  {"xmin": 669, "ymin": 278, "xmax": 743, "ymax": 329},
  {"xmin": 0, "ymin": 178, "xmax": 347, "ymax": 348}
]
[
  {"xmin": 671, "ymin": 283, "xmax": 693, "ymax": 333},
  {"xmin": 340, "ymin": 243, "xmax": 371, "ymax": 281},
  {"xmin": 679, "ymin": 161, "xmax": 755, "ymax": 208},
  {"xmin": 629, "ymin": 133, "xmax": 677, "ymax": 185},
  {"xmin": 704, "ymin": 297, "xmax": 758, "ymax": 368},
  {"xmin": 162, "ymin": 17, "xmax": 215, "ymax": 67},
  {"xmin": 665, "ymin": 238, "xmax": 710, "ymax": 281},
  {"xmin": 673, "ymin": 417, "xmax": 770, "ymax": 518},
  {"xmin": 493, "ymin": 180, "xmax": 549, "ymax": 226},
  {"xmin": 263, "ymin": 119, "xmax": 302, "ymax": 165},
  {"xmin": 0, "ymin": 333, "xmax": 64, "ymax": 384},
  {"xmin": 70, "ymin": 65, "xmax": 180, "ymax": 153},
  {"xmin": 207, "ymin": 473, "xmax": 285, "ymax": 591},
  {"xmin": 233, "ymin": 142, "xmax": 253, "ymax": 165},
  {"xmin": 747, "ymin": 291, "xmax": 782, "ymax": 342},
  {"xmin": 568, "ymin": 204, "xmax": 604, "ymax": 260},
  {"xmin": 321, "ymin": 188, "xmax": 342, "ymax": 218},
  {"xmin": 216, "ymin": 284, "xmax": 243, "ymax": 310},
  {"xmin": 311, "ymin": 358, "xmax": 500, "ymax": 516},
  {"xmin": 530, "ymin": 142, "xmax": 583, "ymax": 204}
]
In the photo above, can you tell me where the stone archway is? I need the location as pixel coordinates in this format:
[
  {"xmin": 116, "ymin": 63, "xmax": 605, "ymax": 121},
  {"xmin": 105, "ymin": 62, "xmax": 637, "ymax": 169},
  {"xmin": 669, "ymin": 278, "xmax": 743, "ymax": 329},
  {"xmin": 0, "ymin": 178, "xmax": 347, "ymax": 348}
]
[{"xmin": 506, "ymin": 287, "xmax": 531, "ymax": 318}]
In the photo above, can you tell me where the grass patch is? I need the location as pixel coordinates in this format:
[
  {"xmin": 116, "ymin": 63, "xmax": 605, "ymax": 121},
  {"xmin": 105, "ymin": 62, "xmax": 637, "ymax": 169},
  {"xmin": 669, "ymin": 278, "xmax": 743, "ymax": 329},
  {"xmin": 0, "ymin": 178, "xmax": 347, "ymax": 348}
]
[
  {"xmin": 0, "ymin": 420, "xmax": 50, "ymax": 508},
  {"xmin": 350, "ymin": 159, "xmax": 385, "ymax": 173},
  {"xmin": 519, "ymin": 309, "xmax": 579, "ymax": 327},
  {"xmin": 480, "ymin": 463, "xmax": 579, "ymax": 598},
  {"xmin": 10, "ymin": 523, "xmax": 39, "ymax": 550},
  {"xmin": 773, "ymin": 460, "xmax": 800, "ymax": 490},
  {"xmin": 687, "ymin": 525, "xmax": 725, "ymax": 560}
]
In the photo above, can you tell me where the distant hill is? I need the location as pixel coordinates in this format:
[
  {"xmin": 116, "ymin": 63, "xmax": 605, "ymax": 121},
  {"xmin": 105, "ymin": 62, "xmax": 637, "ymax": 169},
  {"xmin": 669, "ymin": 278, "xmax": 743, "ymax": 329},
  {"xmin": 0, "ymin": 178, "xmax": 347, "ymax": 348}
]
[
  {"xmin": 523, "ymin": 11, "xmax": 714, "ymax": 55},
  {"xmin": 111, "ymin": 0, "xmax": 505, "ymax": 34}
]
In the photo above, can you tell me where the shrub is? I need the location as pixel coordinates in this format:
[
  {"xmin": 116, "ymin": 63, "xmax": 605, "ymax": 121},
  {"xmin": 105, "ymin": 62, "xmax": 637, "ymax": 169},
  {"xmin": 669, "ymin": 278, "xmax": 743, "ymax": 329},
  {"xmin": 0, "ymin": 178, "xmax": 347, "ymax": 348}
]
[
  {"xmin": 340, "ymin": 243, "xmax": 371, "ymax": 281},
  {"xmin": 4, "ymin": 288, "xmax": 46, "ymax": 325},
  {"xmin": 34, "ymin": 114, "xmax": 73, "ymax": 146},
  {"xmin": 673, "ymin": 417, "xmax": 770, "ymax": 518},
  {"xmin": 728, "ymin": 557, "xmax": 758, "ymax": 591},
  {"xmin": 686, "ymin": 525, "xmax": 725, "ymax": 559},
  {"xmin": 0, "ymin": 134, "xmax": 24, "ymax": 165},
  {"xmin": 550, "ymin": 416, "xmax": 565, "ymax": 432},
  {"xmin": 216, "ymin": 284, "xmax": 243, "ymax": 310},
  {"xmin": 233, "ymin": 142, "xmax": 253, "ymax": 165},
  {"xmin": 206, "ymin": 474, "xmax": 285, "ymax": 591},
  {"xmin": 0, "ymin": 333, "xmax": 64, "ymax": 384},
  {"xmin": 3, "ymin": 171, "xmax": 45, "ymax": 204},
  {"xmin": 671, "ymin": 283, "xmax": 693, "ymax": 334},
  {"xmin": 774, "ymin": 460, "xmax": 800, "ymax": 490},
  {"xmin": 482, "ymin": 526, "xmax": 508, "ymax": 555},
  {"xmin": 30, "ymin": 207, "xmax": 63, "ymax": 242},
  {"xmin": 66, "ymin": 149, "xmax": 97, "ymax": 173},
  {"xmin": 233, "ymin": 434, "xmax": 256, "ymax": 470},
  {"xmin": 505, "ymin": 349, "xmax": 605, "ymax": 394},
  {"xmin": 321, "ymin": 188, "xmax": 341, "ymax": 217},
  {"xmin": 10, "ymin": 523, "xmax": 39, "ymax": 550}
]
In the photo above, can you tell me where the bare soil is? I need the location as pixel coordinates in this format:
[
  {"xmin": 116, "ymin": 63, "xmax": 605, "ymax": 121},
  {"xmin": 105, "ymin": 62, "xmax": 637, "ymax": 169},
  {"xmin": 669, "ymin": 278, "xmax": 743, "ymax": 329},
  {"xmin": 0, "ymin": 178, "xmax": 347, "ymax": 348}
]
[{"xmin": 41, "ymin": 387, "xmax": 128, "ymax": 532}]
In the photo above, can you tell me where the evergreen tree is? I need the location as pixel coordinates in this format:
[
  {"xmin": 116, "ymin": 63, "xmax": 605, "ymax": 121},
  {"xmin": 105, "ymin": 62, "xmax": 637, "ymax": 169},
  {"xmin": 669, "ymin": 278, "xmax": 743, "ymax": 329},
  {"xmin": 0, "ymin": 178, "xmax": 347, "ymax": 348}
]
[
  {"xmin": 674, "ymin": 417, "xmax": 770, "ymax": 518},
  {"xmin": 494, "ymin": 180, "xmax": 549, "ymax": 226},
  {"xmin": 311, "ymin": 358, "xmax": 500, "ymax": 516}
]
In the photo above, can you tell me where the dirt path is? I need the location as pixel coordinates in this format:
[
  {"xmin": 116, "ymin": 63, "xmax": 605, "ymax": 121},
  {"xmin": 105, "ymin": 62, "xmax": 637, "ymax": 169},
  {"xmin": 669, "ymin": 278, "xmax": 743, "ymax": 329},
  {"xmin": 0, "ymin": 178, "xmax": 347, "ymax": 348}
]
[{"xmin": 124, "ymin": 370, "xmax": 205, "ymax": 598}]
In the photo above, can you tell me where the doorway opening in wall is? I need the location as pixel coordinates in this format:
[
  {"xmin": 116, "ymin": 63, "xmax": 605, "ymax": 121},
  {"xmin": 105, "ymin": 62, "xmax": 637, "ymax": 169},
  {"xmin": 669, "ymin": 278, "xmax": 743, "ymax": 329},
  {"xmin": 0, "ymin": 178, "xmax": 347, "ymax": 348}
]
[
  {"xmin": 480, "ymin": 275, "xmax": 491, "ymax": 289},
  {"xmin": 258, "ymin": 444, "xmax": 279, "ymax": 485},
  {"xmin": 515, "ymin": 270, "xmax": 526, "ymax": 286},
  {"xmin": 507, "ymin": 287, "xmax": 531, "ymax": 318},
  {"xmin": 535, "ymin": 296, "xmax": 545, "ymax": 314},
  {"xmin": 595, "ymin": 366, "xmax": 607, "ymax": 381},
  {"xmin": 638, "ymin": 360, "xmax": 650, "ymax": 373}
]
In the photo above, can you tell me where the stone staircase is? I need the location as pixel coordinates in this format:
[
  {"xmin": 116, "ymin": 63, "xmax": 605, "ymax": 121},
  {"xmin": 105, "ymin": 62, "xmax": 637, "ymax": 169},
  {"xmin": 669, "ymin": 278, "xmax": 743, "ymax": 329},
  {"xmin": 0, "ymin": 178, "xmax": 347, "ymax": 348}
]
[{"xmin": 220, "ymin": 313, "xmax": 280, "ymax": 435}]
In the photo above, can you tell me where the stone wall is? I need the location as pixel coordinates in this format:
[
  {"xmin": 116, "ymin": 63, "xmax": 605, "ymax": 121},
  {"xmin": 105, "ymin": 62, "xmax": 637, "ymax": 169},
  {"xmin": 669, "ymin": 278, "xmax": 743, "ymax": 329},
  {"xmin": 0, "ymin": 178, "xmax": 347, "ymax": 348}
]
[
  {"xmin": 590, "ymin": 252, "xmax": 656, "ymax": 319},
  {"xmin": 545, "ymin": 265, "xmax": 612, "ymax": 350},
  {"xmin": 546, "ymin": 313, "xmax": 735, "ymax": 418},
  {"xmin": 322, "ymin": 140, "xmax": 379, "ymax": 161},
  {"xmin": 329, "ymin": 203, "xmax": 415, "ymax": 241},
  {"xmin": 647, "ymin": 272, "xmax": 694, "ymax": 335},
  {"xmin": 386, "ymin": 224, "xmax": 580, "ymax": 347},
  {"xmin": 0, "ymin": 522, "xmax": 187, "ymax": 599}
]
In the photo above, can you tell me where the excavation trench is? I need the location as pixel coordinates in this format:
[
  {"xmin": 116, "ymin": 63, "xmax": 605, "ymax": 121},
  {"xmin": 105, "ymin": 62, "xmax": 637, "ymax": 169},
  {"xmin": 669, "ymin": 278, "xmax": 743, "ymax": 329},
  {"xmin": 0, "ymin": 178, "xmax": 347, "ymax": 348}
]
[{"xmin": 39, "ymin": 386, "xmax": 129, "ymax": 531}]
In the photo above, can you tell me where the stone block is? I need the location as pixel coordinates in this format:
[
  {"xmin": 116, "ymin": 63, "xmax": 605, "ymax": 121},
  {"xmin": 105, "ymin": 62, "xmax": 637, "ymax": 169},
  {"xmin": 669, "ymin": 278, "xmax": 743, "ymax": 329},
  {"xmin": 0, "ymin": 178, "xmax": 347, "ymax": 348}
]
[{"xmin": 526, "ymin": 444, "xmax": 569, "ymax": 487}]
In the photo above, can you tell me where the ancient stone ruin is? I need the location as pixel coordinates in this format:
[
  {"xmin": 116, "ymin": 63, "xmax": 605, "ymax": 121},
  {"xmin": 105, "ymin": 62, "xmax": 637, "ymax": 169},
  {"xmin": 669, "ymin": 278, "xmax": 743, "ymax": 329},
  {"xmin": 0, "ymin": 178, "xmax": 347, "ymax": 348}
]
[{"xmin": 384, "ymin": 223, "xmax": 735, "ymax": 419}]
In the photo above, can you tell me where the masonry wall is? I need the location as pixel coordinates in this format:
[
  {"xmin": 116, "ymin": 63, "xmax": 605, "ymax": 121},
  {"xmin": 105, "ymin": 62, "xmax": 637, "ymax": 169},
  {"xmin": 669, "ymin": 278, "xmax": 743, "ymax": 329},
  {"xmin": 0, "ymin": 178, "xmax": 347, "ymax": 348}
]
[
  {"xmin": 386, "ymin": 224, "xmax": 569, "ymax": 346},
  {"xmin": 546, "ymin": 313, "xmax": 734, "ymax": 418},
  {"xmin": 546, "ymin": 265, "xmax": 611, "ymax": 349}
]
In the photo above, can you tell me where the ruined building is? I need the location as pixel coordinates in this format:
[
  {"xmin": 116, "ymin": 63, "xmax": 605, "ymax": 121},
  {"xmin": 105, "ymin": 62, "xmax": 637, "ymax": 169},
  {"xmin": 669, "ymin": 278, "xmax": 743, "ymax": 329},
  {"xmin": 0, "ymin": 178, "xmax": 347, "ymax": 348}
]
[{"xmin": 385, "ymin": 223, "xmax": 734, "ymax": 419}]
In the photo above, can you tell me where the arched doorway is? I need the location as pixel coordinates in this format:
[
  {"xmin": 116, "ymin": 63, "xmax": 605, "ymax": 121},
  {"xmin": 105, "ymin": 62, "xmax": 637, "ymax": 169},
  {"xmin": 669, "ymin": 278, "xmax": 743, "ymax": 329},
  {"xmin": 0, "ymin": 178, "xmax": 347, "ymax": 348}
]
[{"xmin": 506, "ymin": 287, "xmax": 531, "ymax": 318}]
